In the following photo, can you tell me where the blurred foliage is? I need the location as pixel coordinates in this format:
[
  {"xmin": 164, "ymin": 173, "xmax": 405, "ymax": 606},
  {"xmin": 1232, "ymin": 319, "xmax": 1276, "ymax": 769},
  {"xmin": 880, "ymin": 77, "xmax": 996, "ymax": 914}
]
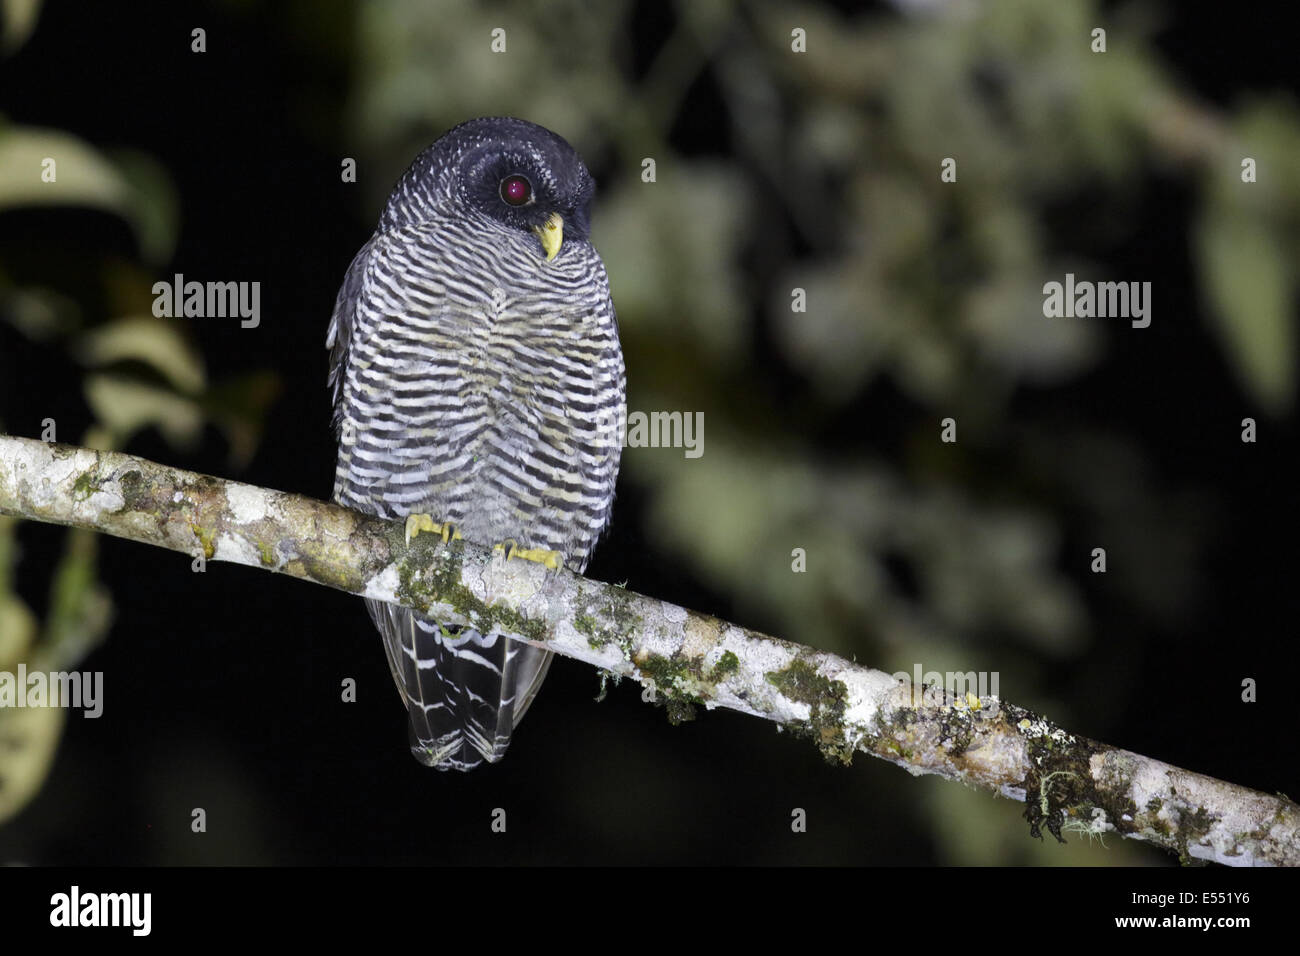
[
  {"xmin": 0, "ymin": 0, "xmax": 1295, "ymax": 862},
  {"xmin": 0, "ymin": 124, "xmax": 177, "ymax": 264},
  {"xmin": 0, "ymin": 0, "xmax": 41, "ymax": 56},
  {"xmin": 339, "ymin": 0, "xmax": 1295, "ymax": 862},
  {"xmin": 1195, "ymin": 102, "xmax": 1300, "ymax": 413},
  {"xmin": 0, "ymin": 3, "xmax": 277, "ymax": 819},
  {"xmin": 340, "ymin": 1, "xmax": 1296, "ymax": 633}
]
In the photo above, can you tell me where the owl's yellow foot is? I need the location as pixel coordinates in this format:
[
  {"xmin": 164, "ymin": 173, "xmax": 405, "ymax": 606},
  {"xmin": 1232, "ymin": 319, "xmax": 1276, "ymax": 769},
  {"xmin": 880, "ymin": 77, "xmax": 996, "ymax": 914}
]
[
  {"xmin": 492, "ymin": 538, "xmax": 564, "ymax": 571},
  {"xmin": 404, "ymin": 514, "xmax": 462, "ymax": 547}
]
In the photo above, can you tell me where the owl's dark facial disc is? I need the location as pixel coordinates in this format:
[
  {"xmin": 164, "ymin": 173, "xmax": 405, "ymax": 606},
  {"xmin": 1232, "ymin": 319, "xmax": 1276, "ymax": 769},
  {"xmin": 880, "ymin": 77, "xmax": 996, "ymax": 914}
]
[
  {"xmin": 382, "ymin": 118, "xmax": 598, "ymax": 259},
  {"xmin": 448, "ymin": 118, "xmax": 596, "ymax": 249}
]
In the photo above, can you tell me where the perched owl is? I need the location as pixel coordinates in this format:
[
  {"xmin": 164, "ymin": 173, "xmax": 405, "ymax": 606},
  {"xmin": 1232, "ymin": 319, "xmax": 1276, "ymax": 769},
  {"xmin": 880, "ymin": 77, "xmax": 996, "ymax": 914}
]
[{"xmin": 327, "ymin": 117, "xmax": 625, "ymax": 770}]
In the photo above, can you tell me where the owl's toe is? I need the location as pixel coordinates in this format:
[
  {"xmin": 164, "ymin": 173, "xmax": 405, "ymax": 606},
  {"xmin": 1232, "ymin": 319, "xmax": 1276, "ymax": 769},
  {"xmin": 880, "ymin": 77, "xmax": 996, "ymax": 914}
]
[
  {"xmin": 493, "ymin": 539, "xmax": 564, "ymax": 571},
  {"xmin": 404, "ymin": 513, "xmax": 461, "ymax": 547}
]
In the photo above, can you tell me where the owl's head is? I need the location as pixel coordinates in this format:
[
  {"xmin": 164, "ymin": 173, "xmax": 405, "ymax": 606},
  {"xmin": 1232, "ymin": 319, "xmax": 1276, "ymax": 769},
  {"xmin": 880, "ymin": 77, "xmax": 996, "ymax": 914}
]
[{"xmin": 382, "ymin": 116, "xmax": 597, "ymax": 261}]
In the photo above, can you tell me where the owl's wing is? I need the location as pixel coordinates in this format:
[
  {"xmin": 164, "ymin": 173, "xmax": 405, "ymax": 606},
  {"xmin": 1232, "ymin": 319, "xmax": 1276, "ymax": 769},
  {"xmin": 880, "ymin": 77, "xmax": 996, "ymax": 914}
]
[
  {"xmin": 326, "ymin": 236, "xmax": 376, "ymax": 436},
  {"xmin": 365, "ymin": 599, "xmax": 553, "ymax": 770}
]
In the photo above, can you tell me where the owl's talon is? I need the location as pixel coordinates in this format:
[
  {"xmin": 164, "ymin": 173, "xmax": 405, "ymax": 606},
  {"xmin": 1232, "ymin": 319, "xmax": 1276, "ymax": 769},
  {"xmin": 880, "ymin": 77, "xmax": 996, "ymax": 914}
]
[
  {"xmin": 404, "ymin": 514, "xmax": 435, "ymax": 546},
  {"xmin": 492, "ymin": 539, "xmax": 564, "ymax": 571},
  {"xmin": 404, "ymin": 514, "xmax": 459, "ymax": 547}
]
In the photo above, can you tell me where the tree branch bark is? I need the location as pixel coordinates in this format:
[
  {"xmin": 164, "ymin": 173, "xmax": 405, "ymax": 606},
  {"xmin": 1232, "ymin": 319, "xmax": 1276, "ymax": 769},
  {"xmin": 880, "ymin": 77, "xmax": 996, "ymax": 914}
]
[{"xmin": 1, "ymin": 433, "xmax": 1296, "ymax": 866}]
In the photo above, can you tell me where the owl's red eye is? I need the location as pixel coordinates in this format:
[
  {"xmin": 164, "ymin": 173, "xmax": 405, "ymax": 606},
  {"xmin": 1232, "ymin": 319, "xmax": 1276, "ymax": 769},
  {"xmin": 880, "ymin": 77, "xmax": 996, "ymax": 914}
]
[{"xmin": 499, "ymin": 175, "xmax": 532, "ymax": 206}]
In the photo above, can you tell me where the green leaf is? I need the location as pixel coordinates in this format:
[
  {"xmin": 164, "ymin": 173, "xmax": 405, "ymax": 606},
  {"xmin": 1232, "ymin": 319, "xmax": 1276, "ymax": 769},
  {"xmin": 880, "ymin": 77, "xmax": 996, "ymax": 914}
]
[
  {"xmin": 83, "ymin": 373, "xmax": 204, "ymax": 448},
  {"xmin": 0, "ymin": 701, "xmax": 65, "ymax": 824},
  {"xmin": 0, "ymin": 286, "xmax": 82, "ymax": 341},
  {"xmin": 0, "ymin": 593, "xmax": 36, "ymax": 668},
  {"xmin": 0, "ymin": 122, "xmax": 132, "ymax": 212},
  {"xmin": 76, "ymin": 315, "xmax": 207, "ymax": 394},
  {"xmin": 107, "ymin": 148, "xmax": 179, "ymax": 264},
  {"xmin": 42, "ymin": 527, "xmax": 114, "ymax": 669},
  {"xmin": 1195, "ymin": 208, "xmax": 1296, "ymax": 413},
  {"xmin": 0, "ymin": 123, "xmax": 177, "ymax": 264},
  {"xmin": 0, "ymin": 509, "xmax": 65, "ymax": 824},
  {"xmin": 1, "ymin": 0, "xmax": 42, "ymax": 56}
]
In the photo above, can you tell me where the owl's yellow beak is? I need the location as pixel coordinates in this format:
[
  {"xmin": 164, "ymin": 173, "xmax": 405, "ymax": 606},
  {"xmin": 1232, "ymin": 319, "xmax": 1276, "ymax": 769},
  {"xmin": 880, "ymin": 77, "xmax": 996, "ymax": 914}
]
[{"xmin": 532, "ymin": 213, "xmax": 564, "ymax": 261}]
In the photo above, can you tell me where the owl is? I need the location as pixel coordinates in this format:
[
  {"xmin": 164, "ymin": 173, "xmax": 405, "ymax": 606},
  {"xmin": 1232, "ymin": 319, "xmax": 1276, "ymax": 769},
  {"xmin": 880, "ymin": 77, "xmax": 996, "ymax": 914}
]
[{"xmin": 327, "ymin": 117, "xmax": 624, "ymax": 770}]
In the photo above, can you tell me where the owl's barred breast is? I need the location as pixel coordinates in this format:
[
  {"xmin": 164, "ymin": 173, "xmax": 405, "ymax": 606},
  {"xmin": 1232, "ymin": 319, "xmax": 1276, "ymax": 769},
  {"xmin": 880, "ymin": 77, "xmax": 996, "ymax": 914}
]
[{"xmin": 332, "ymin": 213, "xmax": 625, "ymax": 572}]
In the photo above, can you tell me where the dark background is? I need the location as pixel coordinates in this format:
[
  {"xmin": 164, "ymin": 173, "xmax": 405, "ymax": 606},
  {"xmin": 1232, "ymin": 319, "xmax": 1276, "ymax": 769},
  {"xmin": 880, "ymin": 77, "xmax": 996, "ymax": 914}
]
[{"xmin": 0, "ymin": 0, "xmax": 1296, "ymax": 864}]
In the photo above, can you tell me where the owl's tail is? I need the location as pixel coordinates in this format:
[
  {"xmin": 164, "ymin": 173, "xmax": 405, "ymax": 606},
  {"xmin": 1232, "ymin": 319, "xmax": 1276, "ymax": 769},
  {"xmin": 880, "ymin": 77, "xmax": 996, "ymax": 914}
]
[{"xmin": 365, "ymin": 599, "xmax": 553, "ymax": 771}]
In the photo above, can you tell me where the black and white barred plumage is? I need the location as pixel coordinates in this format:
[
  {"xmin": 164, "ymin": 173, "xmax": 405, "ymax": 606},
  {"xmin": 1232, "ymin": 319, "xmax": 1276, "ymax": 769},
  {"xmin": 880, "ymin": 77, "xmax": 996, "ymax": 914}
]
[{"xmin": 327, "ymin": 117, "xmax": 625, "ymax": 770}]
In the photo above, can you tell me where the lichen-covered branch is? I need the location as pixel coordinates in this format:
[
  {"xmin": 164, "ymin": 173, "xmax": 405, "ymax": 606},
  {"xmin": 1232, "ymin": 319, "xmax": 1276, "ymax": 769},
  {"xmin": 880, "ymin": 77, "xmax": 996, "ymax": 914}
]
[{"xmin": 1, "ymin": 433, "xmax": 1296, "ymax": 866}]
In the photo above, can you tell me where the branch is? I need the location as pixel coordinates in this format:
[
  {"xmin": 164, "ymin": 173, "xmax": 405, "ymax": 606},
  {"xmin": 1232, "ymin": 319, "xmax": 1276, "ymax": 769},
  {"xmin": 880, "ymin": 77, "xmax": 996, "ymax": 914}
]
[{"xmin": 1, "ymin": 433, "xmax": 1296, "ymax": 866}]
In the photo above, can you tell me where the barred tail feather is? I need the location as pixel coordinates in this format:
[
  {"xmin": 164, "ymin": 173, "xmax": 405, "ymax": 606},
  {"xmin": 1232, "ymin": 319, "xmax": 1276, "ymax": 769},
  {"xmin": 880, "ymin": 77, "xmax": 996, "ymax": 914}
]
[{"xmin": 366, "ymin": 599, "xmax": 553, "ymax": 771}]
